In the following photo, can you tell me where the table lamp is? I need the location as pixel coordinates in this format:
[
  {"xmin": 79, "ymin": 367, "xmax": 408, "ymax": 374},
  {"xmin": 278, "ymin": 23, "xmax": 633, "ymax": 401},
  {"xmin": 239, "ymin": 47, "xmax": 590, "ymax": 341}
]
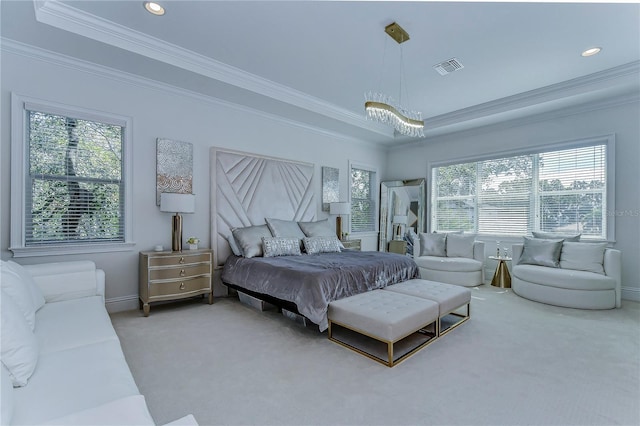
[
  {"xmin": 330, "ymin": 202, "xmax": 351, "ymax": 240},
  {"xmin": 393, "ymin": 215, "xmax": 408, "ymax": 240},
  {"xmin": 160, "ymin": 193, "xmax": 195, "ymax": 252}
]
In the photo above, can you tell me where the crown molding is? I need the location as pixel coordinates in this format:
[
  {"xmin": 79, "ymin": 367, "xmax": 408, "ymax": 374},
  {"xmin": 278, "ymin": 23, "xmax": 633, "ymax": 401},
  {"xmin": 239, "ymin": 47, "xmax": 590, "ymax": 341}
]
[
  {"xmin": 1, "ymin": 37, "xmax": 386, "ymax": 150},
  {"xmin": 424, "ymin": 61, "xmax": 640, "ymax": 129},
  {"xmin": 33, "ymin": 0, "xmax": 393, "ymax": 138}
]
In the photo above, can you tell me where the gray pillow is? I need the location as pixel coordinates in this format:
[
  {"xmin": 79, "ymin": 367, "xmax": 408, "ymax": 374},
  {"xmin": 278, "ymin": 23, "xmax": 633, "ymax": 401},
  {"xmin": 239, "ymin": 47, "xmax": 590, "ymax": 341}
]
[
  {"xmin": 265, "ymin": 218, "xmax": 305, "ymax": 239},
  {"xmin": 532, "ymin": 231, "xmax": 581, "ymax": 242},
  {"xmin": 419, "ymin": 233, "xmax": 446, "ymax": 257},
  {"xmin": 262, "ymin": 237, "xmax": 302, "ymax": 257},
  {"xmin": 297, "ymin": 219, "xmax": 335, "ymax": 237},
  {"xmin": 302, "ymin": 236, "xmax": 342, "ymax": 255},
  {"xmin": 446, "ymin": 233, "xmax": 476, "ymax": 259},
  {"xmin": 518, "ymin": 236, "xmax": 564, "ymax": 268},
  {"xmin": 231, "ymin": 224, "xmax": 272, "ymax": 258},
  {"xmin": 560, "ymin": 242, "xmax": 607, "ymax": 274},
  {"xmin": 225, "ymin": 234, "xmax": 243, "ymax": 256}
]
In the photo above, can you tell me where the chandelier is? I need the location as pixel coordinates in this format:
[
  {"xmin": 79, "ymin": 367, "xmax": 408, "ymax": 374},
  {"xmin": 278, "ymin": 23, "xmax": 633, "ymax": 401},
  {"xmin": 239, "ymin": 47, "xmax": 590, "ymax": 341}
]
[{"xmin": 365, "ymin": 22, "xmax": 424, "ymax": 138}]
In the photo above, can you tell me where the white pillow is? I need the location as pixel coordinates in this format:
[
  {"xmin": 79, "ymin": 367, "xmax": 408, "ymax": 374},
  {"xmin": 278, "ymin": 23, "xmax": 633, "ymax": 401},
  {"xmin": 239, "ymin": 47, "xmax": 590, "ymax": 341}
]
[
  {"xmin": 446, "ymin": 234, "xmax": 476, "ymax": 259},
  {"xmin": 1, "ymin": 291, "xmax": 39, "ymax": 387},
  {"xmin": 1, "ymin": 262, "xmax": 37, "ymax": 330},
  {"xmin": 560, "ymin": 242, "xmax": 607, "ymax": 274},
  {"xmin": 297, "ymin": 219, "xmax": 335, "ymax": 238},
  {"xmin": 231, "ymin": 225, "xmax": 272, "ymax": 258},
  {"xmin": 6, "ymin": 261, "xmax": 46, "ymax": 312}
]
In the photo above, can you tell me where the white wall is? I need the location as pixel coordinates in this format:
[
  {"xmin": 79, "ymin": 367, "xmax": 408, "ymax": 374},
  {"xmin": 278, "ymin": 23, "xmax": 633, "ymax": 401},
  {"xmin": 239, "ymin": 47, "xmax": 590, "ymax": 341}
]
[
  {"xmin": 386, "ymin": 100, "xmax": 640, "ymax": 301},
  {"xmin": 1, "ymin": 48, "xmax": 386, "ymax": 311}
]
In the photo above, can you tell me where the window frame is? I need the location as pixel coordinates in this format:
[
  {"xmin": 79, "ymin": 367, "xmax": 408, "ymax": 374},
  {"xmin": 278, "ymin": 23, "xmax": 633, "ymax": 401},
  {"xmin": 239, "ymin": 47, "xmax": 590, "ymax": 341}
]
[
  {"xmin": 427, "ymin": 135, "xmax": 616, "ymax": 242},
  {"xmin": 10, "ymin": 93, "xmax": 135, "ymax": 257},
  {"xmin": 348, "ymin": 160, "xmax": 379, "ymax": 236}
]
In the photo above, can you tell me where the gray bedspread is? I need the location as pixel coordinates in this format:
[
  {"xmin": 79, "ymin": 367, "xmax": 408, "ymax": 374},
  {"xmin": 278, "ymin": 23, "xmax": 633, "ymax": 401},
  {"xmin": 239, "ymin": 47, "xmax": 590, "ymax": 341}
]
[{"xmin": 221, "ymin": 250, "xmax": 419, "ymax": 331}]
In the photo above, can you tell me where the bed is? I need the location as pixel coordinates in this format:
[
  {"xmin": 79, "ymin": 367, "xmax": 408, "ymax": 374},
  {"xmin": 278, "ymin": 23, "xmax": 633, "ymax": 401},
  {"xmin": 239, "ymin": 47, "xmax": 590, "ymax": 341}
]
[
  {"xmin": 211, "ymin": 148, "xmax": 419, "ymax": 330},
  {"xmin": 221, "ymin": 250, "xmax": 419, "ymax": 330}
]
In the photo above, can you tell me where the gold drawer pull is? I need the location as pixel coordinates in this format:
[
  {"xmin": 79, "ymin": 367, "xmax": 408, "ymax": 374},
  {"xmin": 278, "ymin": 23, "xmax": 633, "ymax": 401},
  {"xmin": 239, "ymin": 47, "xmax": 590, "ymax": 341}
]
[
  {"xmin": 179, "ymin": 282, "xmax": 185, "ymax": 290},
  {"xmin": 179, "ymin": 269, "xmax": 186, "ymax": 277},
  {"xmin": 179, "ymin": 257, "xmax": 185, "ymax": 264}
]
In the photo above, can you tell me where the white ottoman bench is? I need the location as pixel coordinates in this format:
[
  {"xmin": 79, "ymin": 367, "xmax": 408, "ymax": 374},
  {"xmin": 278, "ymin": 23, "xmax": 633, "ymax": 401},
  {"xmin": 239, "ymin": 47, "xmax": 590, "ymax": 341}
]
[
  {"xmin": 327, "ymin": 289, "xmax": 439, "ymax": 367},
  {"xmin": 384, "ymin": 279, "xmax": 471, "ymax": 336}
]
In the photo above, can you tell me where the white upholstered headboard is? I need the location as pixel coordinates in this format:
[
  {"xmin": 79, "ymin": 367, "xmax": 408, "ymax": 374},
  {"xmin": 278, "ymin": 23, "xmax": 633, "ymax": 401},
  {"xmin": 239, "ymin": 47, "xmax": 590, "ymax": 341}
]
[{"xmin": 210, "ymin": 148, "xmax": 315, "ymax": 266}]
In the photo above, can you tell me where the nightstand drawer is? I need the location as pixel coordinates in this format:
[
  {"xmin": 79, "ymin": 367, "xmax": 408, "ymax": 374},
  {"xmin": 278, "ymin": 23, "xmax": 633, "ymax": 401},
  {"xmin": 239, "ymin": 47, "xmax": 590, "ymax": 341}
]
[
  {"xmin": 148, "ymin": 276, "xmax": 211, "ymax": 298},
  {"xmin": 149, "ymin": 253, "xmax": 210, "ymax": 267},
  {"xmin": 341, "ymin": 239, "xmax": 361, "ymax": 251},
  {"xmin": 149, "ymin": 263, "xmax": 211, "ymax": 281}
]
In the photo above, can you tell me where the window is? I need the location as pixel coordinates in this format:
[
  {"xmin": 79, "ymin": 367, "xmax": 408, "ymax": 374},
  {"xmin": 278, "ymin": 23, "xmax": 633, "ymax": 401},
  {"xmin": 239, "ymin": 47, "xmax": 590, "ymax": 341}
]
[
  {"xmin": 350, "ymin": 162, "xmax": 378, "ymax": 233},
  {"xmin": 10, "ymin": 94, "xmax": 133, "ymax": 256},
  {"xmin": 431, "ymin": 139, "xmax": 611, "ymax": 240}
]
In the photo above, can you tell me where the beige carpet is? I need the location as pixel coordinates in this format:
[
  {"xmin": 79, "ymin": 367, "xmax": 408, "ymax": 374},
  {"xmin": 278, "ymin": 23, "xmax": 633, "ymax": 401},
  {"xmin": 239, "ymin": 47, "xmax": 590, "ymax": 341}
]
[{"xmin": 110, "ymin": 285, "xmax": 640, "ymax": 426}]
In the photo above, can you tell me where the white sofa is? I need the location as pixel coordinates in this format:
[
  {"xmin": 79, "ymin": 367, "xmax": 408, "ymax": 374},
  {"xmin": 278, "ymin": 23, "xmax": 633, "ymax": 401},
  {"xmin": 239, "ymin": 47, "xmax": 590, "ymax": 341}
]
[
  {"xmin": 511, "ymin": 243, "xmax": 622, "ymax": 309},
  {"xmin": 413, "ymin": 236, "xmax": 485, "ymax": 287},
  {"xmin": 1, "ymin": 260, "xmax": 197, "ymax": 425}
]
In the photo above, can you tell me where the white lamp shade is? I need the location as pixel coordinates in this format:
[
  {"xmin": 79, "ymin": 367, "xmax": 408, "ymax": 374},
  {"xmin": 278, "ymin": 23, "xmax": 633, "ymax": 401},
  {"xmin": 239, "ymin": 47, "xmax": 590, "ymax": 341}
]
[
  {"xmin": 160, "ymin": 193, "xmax": 195, "ymax": 213},
  {"xmin": 330, "ymin": 202, "xmax": 351, "ymax": 215},
  {"xmin": 393, "ymin": 215, "xmax": 408, "ymax": 224}
]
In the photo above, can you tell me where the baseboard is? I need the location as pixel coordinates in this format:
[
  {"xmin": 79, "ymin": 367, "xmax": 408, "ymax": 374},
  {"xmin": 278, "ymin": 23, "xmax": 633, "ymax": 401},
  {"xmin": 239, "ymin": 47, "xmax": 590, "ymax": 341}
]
[
  {"xmin": 106, "ymin": 295, "xmax": 139, "ymax": 313},
  {"xmin": 621, "ymin": 286, "xmax": 640, "ymax": 302}
]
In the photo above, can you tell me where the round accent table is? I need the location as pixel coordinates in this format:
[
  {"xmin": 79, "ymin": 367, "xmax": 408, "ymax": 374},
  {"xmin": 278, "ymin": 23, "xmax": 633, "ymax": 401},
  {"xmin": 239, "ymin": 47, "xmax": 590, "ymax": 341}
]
[{"xmin": 488, "ymin": 256, "xmax": 512, "ymax": 288}]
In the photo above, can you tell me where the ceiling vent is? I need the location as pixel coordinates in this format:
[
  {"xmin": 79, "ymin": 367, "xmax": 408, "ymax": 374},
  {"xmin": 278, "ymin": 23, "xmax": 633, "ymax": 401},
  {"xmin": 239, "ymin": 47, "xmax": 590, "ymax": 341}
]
[{"xmin": 433, "ymin": 58, "xmax": 464, "ymax": 76}]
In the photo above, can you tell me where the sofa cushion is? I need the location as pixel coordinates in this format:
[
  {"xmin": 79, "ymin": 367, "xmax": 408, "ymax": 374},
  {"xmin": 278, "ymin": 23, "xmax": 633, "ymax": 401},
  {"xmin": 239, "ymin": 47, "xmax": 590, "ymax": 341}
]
[
  {"xmin": 1, "ymin": 364, "xmax": 12, "ymax": 425},
  {"xmin": 12, "ymin": 340, "xmax": 140, "ymax": 425},
  {"xmin": 560, "ymin": 242, "xmax": 607, "ymax": 275},
  {"xmin": 414, "ymin": 255, "xmax": 482, "ymax": 273},
  {"xmin": 1, "ymin": 291, "xmax": 39, "ymax": 387},
  {"xmin": 26, "ymin": 261, "xmax": 98, "ymax": 303},
  {"xmin": 518, "ymin": 237, "xmax": 563, "ymax": 268},
  {"xmin": 446, "ymin": 234, "xmax": 476, "ymax": 258},
  {"xmin": 419, "ymin": 233, "xmax": 446, "ymax": 257},
  {"xmin": 35, "ymin": 296, "xmax": 118, "ymax": 355},
  {"xmin": 43, "ymin": 395, "xmax": 155, "ymax": 425},
  {"xmin": 513, "ymin": 264, "xmax": 616, "ymax": 291}
]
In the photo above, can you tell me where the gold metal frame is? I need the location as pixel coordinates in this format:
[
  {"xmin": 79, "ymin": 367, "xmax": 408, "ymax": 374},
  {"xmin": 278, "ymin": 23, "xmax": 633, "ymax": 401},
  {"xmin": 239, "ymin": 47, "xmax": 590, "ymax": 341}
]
[
  {"xmin": 438, "ymin": 303, "xmax": 470, "ymax": 337},
  {"xmin": 327, "ymin": 318, "xmax": 439, "ymax": 367}
]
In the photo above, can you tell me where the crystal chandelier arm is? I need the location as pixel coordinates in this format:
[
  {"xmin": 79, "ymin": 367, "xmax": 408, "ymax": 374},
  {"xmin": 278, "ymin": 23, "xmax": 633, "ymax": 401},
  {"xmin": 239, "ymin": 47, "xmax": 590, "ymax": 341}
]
[{"xmin": 365, "ymin": 101, "xmax": 424, "ymax": 128}]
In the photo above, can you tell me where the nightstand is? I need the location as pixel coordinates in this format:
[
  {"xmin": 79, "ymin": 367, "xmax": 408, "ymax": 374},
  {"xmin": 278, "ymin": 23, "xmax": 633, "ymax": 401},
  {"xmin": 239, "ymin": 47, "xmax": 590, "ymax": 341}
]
[
  {"xmin": 388, "ymin": 240, "xmax": 407, "ymax": 254},
  {"xmin": 341, "ymin": 239, "xmax": 361, "ymax": 251},
  {"xmin": 139, "ymin": 249, "xmax": 213, "ymax": 316}
]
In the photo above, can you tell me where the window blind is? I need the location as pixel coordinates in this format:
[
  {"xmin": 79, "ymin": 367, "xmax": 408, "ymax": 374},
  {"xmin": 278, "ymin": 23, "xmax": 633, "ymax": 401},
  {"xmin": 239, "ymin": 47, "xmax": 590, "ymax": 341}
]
[
  {"xmin": 26, "ymin": 110, "xmax": 124, "ymax": 245},
  {"xmin": 432, "ymin": 144, "xmax": 607, "ymax": 239},
  {"xmin": 351, "ymin": 167, "xmax": 376, "ymax": 232}
]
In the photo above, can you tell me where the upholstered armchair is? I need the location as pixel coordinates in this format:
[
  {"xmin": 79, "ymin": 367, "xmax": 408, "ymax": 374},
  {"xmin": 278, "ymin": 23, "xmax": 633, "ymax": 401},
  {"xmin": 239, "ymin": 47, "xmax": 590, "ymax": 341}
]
[{"xmin": 413, "ymin": 233, "xmax": 485, "ymax": 287}]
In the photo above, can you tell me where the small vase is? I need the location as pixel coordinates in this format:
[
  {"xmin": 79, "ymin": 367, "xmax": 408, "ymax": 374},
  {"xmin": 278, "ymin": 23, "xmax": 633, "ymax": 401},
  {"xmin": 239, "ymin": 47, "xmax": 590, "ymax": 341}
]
[{"xmin": 188, "ymin": 244, "xmax": 198, "ymax": 250}]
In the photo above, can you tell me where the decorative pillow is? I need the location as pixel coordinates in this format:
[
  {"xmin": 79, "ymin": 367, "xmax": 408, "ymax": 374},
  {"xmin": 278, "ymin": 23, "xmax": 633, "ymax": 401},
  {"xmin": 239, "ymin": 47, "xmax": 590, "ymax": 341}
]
[
  {"xmin": 231, "ymin": 225, "xmax": 272, "ymax": 258},
  {"xmin": 1, "ymin": 291, "xmax": 39, "ymax": 387},
  {"xmin": 6, "ymin": 261, "xmax": 46, "ymax": 312},
  {"xmin": 262, "ymin": 237, "xmax": 302, "ymax": 257},
  {"xmin": 265, "ymin": 218, "xmax": 305, "ymax": 239},
  {"xmin": 518, "ymin": 237, "xmax": 563, "ymax": 268},
  {"xmin": 560, "ymin": 242, "xmax": 607, "ymax": 274},
  {"xmin": 446, "ymin": 233, "xmax": 476, "ymax": 259},
  {"xmin": 1, "ymin": 262, "xmax": 38, "ymax": 331},
  {"xmin": 418, "ymin": 233, "xmax": 446, "ymax": 257},
  {"xmin": 532, "ymin": 231, "xmax": 581, "ymax": 242},
  {"xmin": 224, "ymin": 234, "xmax": 243, "ymax": 257},
  {"xmin": 303, "ymin": 236, "xmax": 342, "ymax": 255},
  {"xmin": 297, "ymin": 219, "xmax": 335, "ymax": 238}
]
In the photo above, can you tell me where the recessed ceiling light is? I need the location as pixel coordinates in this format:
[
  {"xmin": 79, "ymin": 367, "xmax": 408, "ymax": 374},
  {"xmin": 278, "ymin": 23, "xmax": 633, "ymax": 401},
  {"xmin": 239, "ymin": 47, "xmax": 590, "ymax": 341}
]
[
  {"xmin": 581, "ymin": 47, "xmax": 601, "ymax": 57},
  {"xmin": 144, "ymin": 2, "xmax": 165, "ymax": 16}
]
